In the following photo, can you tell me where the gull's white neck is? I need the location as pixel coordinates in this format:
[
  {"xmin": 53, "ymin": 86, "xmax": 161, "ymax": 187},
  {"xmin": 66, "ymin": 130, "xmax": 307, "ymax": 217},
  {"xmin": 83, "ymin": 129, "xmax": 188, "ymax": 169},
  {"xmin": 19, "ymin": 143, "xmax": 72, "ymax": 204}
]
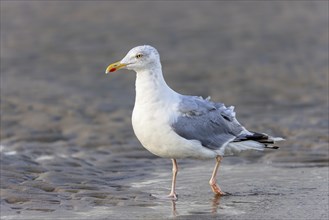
[
  {"xmin": 131, "ymin": 62, "xmax": 186, "ymax": 159},
  {"xmin": 134, "ymin": 66, "xmax": 177, "ymax": 106}
]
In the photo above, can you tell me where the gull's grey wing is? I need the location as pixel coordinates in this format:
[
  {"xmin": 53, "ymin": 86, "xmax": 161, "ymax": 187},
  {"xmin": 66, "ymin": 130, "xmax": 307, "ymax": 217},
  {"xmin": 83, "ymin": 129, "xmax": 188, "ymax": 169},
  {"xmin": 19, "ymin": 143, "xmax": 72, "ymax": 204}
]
[
  {"xmin": 172, "ymin": 96, "xmax": 246, "ymax": 150},
  {"xmin": 178, "ymin": 96, "xmax": 217, "ymax": 116}
]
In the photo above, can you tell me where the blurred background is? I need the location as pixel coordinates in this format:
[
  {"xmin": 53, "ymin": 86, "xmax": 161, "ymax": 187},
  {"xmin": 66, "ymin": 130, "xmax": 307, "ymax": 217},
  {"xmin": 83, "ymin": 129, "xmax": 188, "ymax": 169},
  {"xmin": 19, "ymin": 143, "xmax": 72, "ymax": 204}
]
[
  {"xmin": 1, "ymin": 1, "xmax": 328, "ymax": 219},
  {"xmin": 2, "ymin": 1, "xmax": 328, "ymax": 163}
]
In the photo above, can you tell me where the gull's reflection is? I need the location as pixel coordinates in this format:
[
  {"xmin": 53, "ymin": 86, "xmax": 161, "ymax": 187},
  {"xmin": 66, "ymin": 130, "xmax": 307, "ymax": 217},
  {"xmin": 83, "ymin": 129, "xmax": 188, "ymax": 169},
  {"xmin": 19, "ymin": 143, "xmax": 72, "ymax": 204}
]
[
  {"xmin": 167, "ymin": 194, "xmax": 223, "ymax": 217},
  {"xmin": 171, "ymin": 199, "xmax": 178, "ymax": 217},
  {"xmin": 211, "ymin": 194, "xmax": 222, "ymax": 214}
]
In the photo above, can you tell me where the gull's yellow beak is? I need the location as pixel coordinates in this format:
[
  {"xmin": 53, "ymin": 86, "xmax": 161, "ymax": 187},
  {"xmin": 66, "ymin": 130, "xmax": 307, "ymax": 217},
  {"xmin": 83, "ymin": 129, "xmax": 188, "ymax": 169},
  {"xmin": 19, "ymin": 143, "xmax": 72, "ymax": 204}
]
[{"xmin": 105, "ymin": 61, "xmax": 127, "ymax": 74}]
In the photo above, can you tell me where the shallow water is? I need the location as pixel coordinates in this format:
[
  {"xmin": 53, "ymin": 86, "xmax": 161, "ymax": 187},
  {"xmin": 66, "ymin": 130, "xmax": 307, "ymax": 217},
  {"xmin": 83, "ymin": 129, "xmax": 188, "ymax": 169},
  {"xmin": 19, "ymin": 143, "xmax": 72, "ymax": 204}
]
[
  {"xmin": 1, "ymin": 1, "xmax": 328, "ymax": 219},
  {"xmin": 1, "ymin": 149, "xmax": 328, "ymax": 220}
]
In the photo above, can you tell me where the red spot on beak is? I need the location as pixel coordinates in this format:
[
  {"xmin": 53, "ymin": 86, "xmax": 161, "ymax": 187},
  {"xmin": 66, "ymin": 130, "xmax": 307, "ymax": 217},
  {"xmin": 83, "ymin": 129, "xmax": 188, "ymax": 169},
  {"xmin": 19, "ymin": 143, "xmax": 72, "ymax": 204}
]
[{"xmin": 110, "ymin": 68, "xmax": 116, "ymax": 72}]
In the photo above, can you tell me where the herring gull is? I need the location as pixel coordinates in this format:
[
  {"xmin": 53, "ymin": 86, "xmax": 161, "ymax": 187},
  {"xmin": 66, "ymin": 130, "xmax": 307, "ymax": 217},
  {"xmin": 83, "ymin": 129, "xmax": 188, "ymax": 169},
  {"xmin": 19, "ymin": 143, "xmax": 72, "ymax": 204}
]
[{"xmin": 105, "ymin": 45, "xmax": 284, "ymax": 200}]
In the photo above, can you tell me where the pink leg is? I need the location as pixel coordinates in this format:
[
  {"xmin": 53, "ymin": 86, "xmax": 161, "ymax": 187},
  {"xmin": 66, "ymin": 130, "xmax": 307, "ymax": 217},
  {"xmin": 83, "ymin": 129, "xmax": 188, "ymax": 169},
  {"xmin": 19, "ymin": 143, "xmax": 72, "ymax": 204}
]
[
  {"xmin": 167, "ymin": 159, "xmax": 178, "ymax": 200},
  {"xmin": 209, "ymin": 156, "xmax": 226, "ymax": 196}
]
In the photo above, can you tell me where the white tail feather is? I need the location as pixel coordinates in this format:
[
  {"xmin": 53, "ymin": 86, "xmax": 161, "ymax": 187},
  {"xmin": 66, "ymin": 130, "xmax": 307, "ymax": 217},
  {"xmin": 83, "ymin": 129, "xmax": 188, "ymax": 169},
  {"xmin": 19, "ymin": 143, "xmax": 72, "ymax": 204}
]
[
  {"xmin": 224, "ymin": 140, "xmax": 265, "ymax": 155},
  {"xmin": 271, "ymin": 137, "xmax": 285, "ymax": 142},
  {"xmin": 217, "ymin": 134, "xmax": 284, "ymax": 156}
]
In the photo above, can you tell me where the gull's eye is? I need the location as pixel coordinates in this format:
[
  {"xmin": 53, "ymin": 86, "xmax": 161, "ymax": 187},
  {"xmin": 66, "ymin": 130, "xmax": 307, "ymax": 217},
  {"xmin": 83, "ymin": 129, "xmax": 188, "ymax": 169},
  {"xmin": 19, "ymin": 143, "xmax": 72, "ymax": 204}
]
[{"xmin": 135, "ymin": 53, "xmax": 143, "ymax": 59}]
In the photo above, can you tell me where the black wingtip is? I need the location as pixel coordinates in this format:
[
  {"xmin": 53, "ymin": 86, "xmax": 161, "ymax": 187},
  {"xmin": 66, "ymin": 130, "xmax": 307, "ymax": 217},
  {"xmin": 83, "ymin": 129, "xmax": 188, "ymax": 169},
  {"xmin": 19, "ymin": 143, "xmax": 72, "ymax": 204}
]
[{"xmin": 265, "ymin": 146, "xmax": 280, "ymax": 149}]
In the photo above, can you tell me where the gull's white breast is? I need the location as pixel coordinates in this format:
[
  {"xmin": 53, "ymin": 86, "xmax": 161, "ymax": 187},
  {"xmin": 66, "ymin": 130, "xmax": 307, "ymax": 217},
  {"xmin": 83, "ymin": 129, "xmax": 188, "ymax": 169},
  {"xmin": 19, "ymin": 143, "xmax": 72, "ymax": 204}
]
[{"xmin": 132, "ymin": 93, "xmax": 217, "ymax": 159}]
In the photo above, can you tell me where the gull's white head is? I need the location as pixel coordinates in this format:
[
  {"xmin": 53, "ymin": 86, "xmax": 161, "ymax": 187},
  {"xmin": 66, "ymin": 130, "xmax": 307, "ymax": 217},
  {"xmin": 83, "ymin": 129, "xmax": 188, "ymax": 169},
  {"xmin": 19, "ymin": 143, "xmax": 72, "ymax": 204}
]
[{"xmin": 105, "ymin": 45, "xmax": 161, "ymax": 74}]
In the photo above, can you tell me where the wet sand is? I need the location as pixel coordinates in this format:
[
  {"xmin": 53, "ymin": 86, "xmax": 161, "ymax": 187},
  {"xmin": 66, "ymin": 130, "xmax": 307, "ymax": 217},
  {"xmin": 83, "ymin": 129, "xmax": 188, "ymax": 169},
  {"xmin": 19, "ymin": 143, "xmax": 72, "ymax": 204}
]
[{"xmin": 1, "ymin": 1, "xmax": 328, "ymax": 219}]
